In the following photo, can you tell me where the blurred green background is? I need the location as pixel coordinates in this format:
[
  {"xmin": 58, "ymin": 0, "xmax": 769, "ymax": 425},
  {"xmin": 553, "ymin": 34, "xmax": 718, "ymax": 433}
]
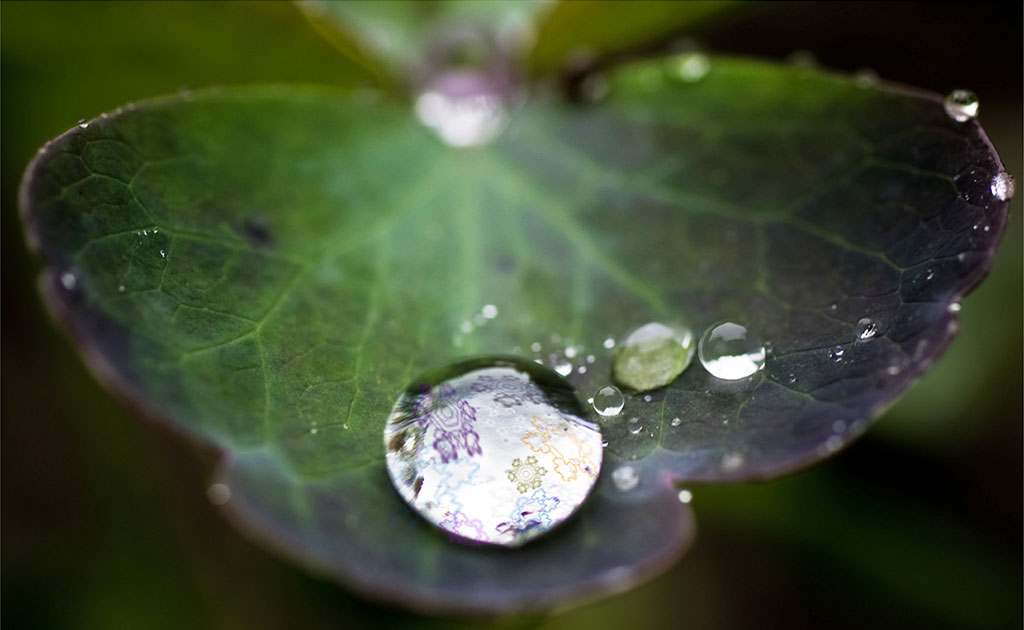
[{"xmin": 2, "ymin": 2, "xmax": 1020, "ymax": 628}]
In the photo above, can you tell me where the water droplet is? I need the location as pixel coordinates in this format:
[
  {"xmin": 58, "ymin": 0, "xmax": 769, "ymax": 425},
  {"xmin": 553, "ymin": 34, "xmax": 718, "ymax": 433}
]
[
  {"xmin": 855, "ymin": 317, "xmax": 878, "ymax": 340},
  {"xmin": 613, "ymin": 322, "xmax": 695, "ymax": 391},
  {"xmin": 117, "ymin": 284, "xmax": 125, "ymax": 293},
  {"xmin": 926, "ymin": 268, "xmax": 935, "ymax": 280},
  {"xmin": 603, "ymin": 337, "xmax": 616, "ymax": 349},
  {"xmin": 414, "ymin": 83, "xmax": 506, "ymax": 148},
  {"xmin": 830, "ymin": 346, "xmax": 845, "ymax": 362},
  {"xmin": 482, "ymin": 304, "xmax": 498, "ymax": 319},
  {"xmin": 823, "ymin": 435, "xmax": 843, "ymax": 453},
  {"xmin": 342, "ymin": 423, "xmax": 349, "ymax": 430},
  {"xmin": 59, "ymin": 270, "xmax": 78, "ymax": 290},
  {"xmin": 611, "ymin": 465, "xmax": 639, "ymax": 491},
  {"xmin": 586, "ymin": 354, "xmax": 595, "ymax": 364},
  {"xmin": 642, "ymin": 394, "xmax": 652, "ymax": 402},
  {"xmin": 576, "ymin": 365, "xmax": 587, "ymax": 375},
  {"xmin": 787, "ymin": 50, "xmax": 818, "ymax": 68},
  {"xmin": 555, "ymin": 361, "xmax": 572, "ymax": 376},
  {"xmin": 943, "ymin": 89, "xmax": 979, "ymax": 122},
  {"xmin": 720, "ymin": 451, "xmax": 744, "ymax": 472},
  {"xmin": 698, "ymin": 322, "xmax": 765, "ymax": 380},
  {"xmin": 670, "ymin": 417, "xmax": 681, "ymax": 427},
  {"xmin": 948, "ymin": 302, "xmax": 962, "ymax": 313},
  {"xmin": 628, "ymin": 423, "xmax": 643, "ymax": 435},
  {"xmin": 991, "ymin": 171, "xmax": 1015, "ymax": 200},
  {"xmin": 832, "ymin": 420, "xmax": 847, "ymax": 433},
  {"xmin": 159, "ymin": 249, "xmax": 167, "ymax": 259},
  {"xmin": 564, "ymin": 346, "xmax": 577, "ymax": 359},
  {"xmin": 592, "ymin": 385, "xmax": 624, "ymax": 417},
  {"xmin": 310, "ymin": 427, "xmax": 319, "ymax": 435},
  {"xmin": 77, "ymin": 119, "xmax": 88, "ymax": 129},
  {"xmin": 886, "ymin": 365, "xmax": 901, "ymax": 376},
  {"xmin": 531, "ymin": 342, "xmax": 542, "ymax": 353},
  {"xmin": 677, "ymin": 489, "xmax": 693, "ymax": 503},
  {"xmin": 667, "ymin": 52, "xmax": 709, "ymax": 83},
  {"xmin": 854, "ymin": 68, "xmax": 878, "ymax": 88},
  {"xmin": 383, "ymin": 357, "xmax": 602, "ymax": 547},
  {"xmin": 207, "ymin": 483, "xmax": 231, "ymax": 505},
  {"xmin": 460, "ymin": 320, "xmax": 474, "ymax": 334}
]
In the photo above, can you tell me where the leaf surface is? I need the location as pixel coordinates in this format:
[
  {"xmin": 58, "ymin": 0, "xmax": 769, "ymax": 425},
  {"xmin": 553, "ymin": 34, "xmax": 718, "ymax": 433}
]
[{"xmin": 20, "ymin": 57, "xmax": 1010, "ymax": 611}]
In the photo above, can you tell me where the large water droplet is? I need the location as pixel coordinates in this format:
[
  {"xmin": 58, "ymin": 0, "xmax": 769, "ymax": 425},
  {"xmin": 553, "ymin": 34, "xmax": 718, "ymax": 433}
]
[
  {"xmin": 943, "ymin": 89, "xmax": 979, "ymax": 122},
  {"xmin": 59, "ymin": 270, "xmax": 78, "ymax": 290},
  {"xmin": 991, "ymin": 171, "xmax": 1015, "ymax": 200},
  {"xmin": 698, "ymin": 322, "xmax": 765, "ymax": 380},
  {"xmin": 613, "ymin": 322, "xmax": 694, "ymax": 391},
  {"xmin": 855, "ymin": 317, "xmax": 878, "ymax": 340},
  {"xmin": 414, "ymin": 76, "xmax": 507, "ymax": 148},
  {"xmin": 592, "ymin": 385, "xmax": 624, "ymax": 417},
  {"xmin": 383, "ymin": 357, "xmax": 602, "ymax": 547}
]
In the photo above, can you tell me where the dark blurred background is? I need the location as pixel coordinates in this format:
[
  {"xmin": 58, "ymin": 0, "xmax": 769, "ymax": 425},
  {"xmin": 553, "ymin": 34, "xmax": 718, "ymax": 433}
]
[{"xmin": 2, "ymin": 2, "xmax": 1020, "ymax": 629}]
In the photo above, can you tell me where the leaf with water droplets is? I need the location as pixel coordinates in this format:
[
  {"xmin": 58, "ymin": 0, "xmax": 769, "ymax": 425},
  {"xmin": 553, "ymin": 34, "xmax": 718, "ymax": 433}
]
[{"xmin": 19, "ymin": 55, "xmax": 1010, "ymax": 612}]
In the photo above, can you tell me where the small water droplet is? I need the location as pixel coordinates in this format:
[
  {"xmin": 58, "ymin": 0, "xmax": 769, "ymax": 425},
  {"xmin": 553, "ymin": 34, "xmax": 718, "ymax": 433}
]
[
  {"xmin": 310, "ymin": 427, "xmax": 319, "ymax": 435},
  {"xmin": 926, "ymin": 268, "xmax": 935, "ymax": 280},
  {"xmin": 832, "ymin": 420, "xmax": 847, "ymax": 433},
  {"xmin": 613, "ymin": 322, "xmax": 695, "ymax": 391},
  {"xmin": 824, "ymin": 435, "xmax": 843, "ymax": 453},
  {"xmin": 886, "ymin": 365, "xmax": 900, "ymax": 376},
  {"xmin": 855, "ymin": 317, "xmax": 878, "ymax": 340},
  {"xmin": 667, "ymin": 52, "xmax": 710, "ymax": 83},
  {"xmin": 586, "ymin": 354, "xmax": 595, "ymax": 364},
  {"xmin": 59, "ymin": 270, "xmax": 78, "ymax": 290},
  {"xmin": 943, "ymin": 89, "xmax": 979, "ymax": 122},
  {"xmin": 384, "ymin": 357, "xmax": 602, "ymax": 546},
  {"xmin": 117, "ymin": 284, "xmax": 125, "ymax": 293},
  {"xmin": 592, "ymin": 385, "xmax": 624, "ymax": 417},
  {"xmin": 531, "ymin": 342, "xmax": 542, "ymax": 353},
  {"xmin": 611, "ymin": 465, "xmax": 639, "ymax": 491},
  {"xmin": 564, "ymin": 346, "xmax": 577, "ymax": 359},
  {"xmin": 787, "ymin": 50, "xmax": 818, "ymax": 68},
  {"xmin": 77, "ymin": 119, "xmax": 88, "ymax": 129},
  {"xmin": 555, "ymin": 361, "xmax": 572, "ymax": 377},
  {"xmin": 342, "ymin": 423, "xmax": 349, "ymax": 430},
  {"xmin": 482, "ymin": 304, "xmax": 498, "ymax": 319},
  {"xmin": 159, "ymin": 249, "xmax": 166, "ymax": 259},
  {"xmin": 720, "ymin": 451, "xmax": 744, "ymax": 472},
  {"xmin": 642, "ymin": 394, "xmax": 652, "ymax": 402},
  {"xmin": 207, "ymin": 483, "xmax": 231, "ymax": 505},
  {"xmin": 854, "ymin": 68, "xmax": 878, "ymax": 88},
  {"xmin": 628, "ymin": 422, "xmax": 643, "ymax": 435},
  {"xmin": 677, "ymin": 489, "xmax": 693, "ymax": 504},
  {"xmin": 948, "ymin": 302, "xmax": 962, "ymax": 313},
  {"xmin": 698, "ymin": 322, "xmax": 766, "ymax": 380},
  {"xmin": 830, "ymin": 346, "xmax": 845, "ymax": 362},
  {"xmin": 576, "ymin": 365, "xmax": 587, "ymax": 375},
  {"xmin": 671, "ymin": 417, "xmax": 681, "ymax": 427},
  {"xmin": 460, "ymin": 320, "xmax": 473, "ymax": 334},
  {"xmin": 991, "ymin": 171, "xmax": 1015, "ymax": 200},
  {"xmin": 603, "ymin": 337, "xmax": 616, "ymax": 349}
]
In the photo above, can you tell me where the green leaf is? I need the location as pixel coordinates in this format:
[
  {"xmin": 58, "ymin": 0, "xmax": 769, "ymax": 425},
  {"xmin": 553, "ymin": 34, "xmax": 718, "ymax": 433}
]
[{"xmin": 20, "ymin": 56, "xmax": 1009, "ymax": 611}]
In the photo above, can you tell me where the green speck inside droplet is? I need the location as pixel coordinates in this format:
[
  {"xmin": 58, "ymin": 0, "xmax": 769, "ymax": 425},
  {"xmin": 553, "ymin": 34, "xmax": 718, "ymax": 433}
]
[{"xmin": 612, "ymin": 322, "xmax": 694, "ymax": 392}]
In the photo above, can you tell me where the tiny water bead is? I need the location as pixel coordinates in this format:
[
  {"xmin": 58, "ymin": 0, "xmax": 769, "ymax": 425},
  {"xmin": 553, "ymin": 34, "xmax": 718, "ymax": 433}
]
[
  {"xmin": 592, "ymin": 385, "xmax": 625, "ymax": 417},
  {"xmin": 855, "ymin": 317, "xmax": 878, "ymax": 340},
  {"xmin": 613, "ymin": 322, "xmax": 695, "ymax": 392},
  {"xmin": 943, "ymin": 89, "xmax": 979, "ymax": 122},
  {"xmin": 383, "ymin": 357, "xmax": 603, "ymax": 547},
  {"xmin": 698, "ymin": 322, "xmax": 765, "ymax": 380},
  {"xmin": 991, "ymin": 171, "xmax": 1016, "ymax": 201},
  {"xmin": 611, "ymin": 465, "xmax": 639, "ymax": 492},
  {"xmin": 666, "ymin": 52, "xmax": 710, "ymax": 83}
]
